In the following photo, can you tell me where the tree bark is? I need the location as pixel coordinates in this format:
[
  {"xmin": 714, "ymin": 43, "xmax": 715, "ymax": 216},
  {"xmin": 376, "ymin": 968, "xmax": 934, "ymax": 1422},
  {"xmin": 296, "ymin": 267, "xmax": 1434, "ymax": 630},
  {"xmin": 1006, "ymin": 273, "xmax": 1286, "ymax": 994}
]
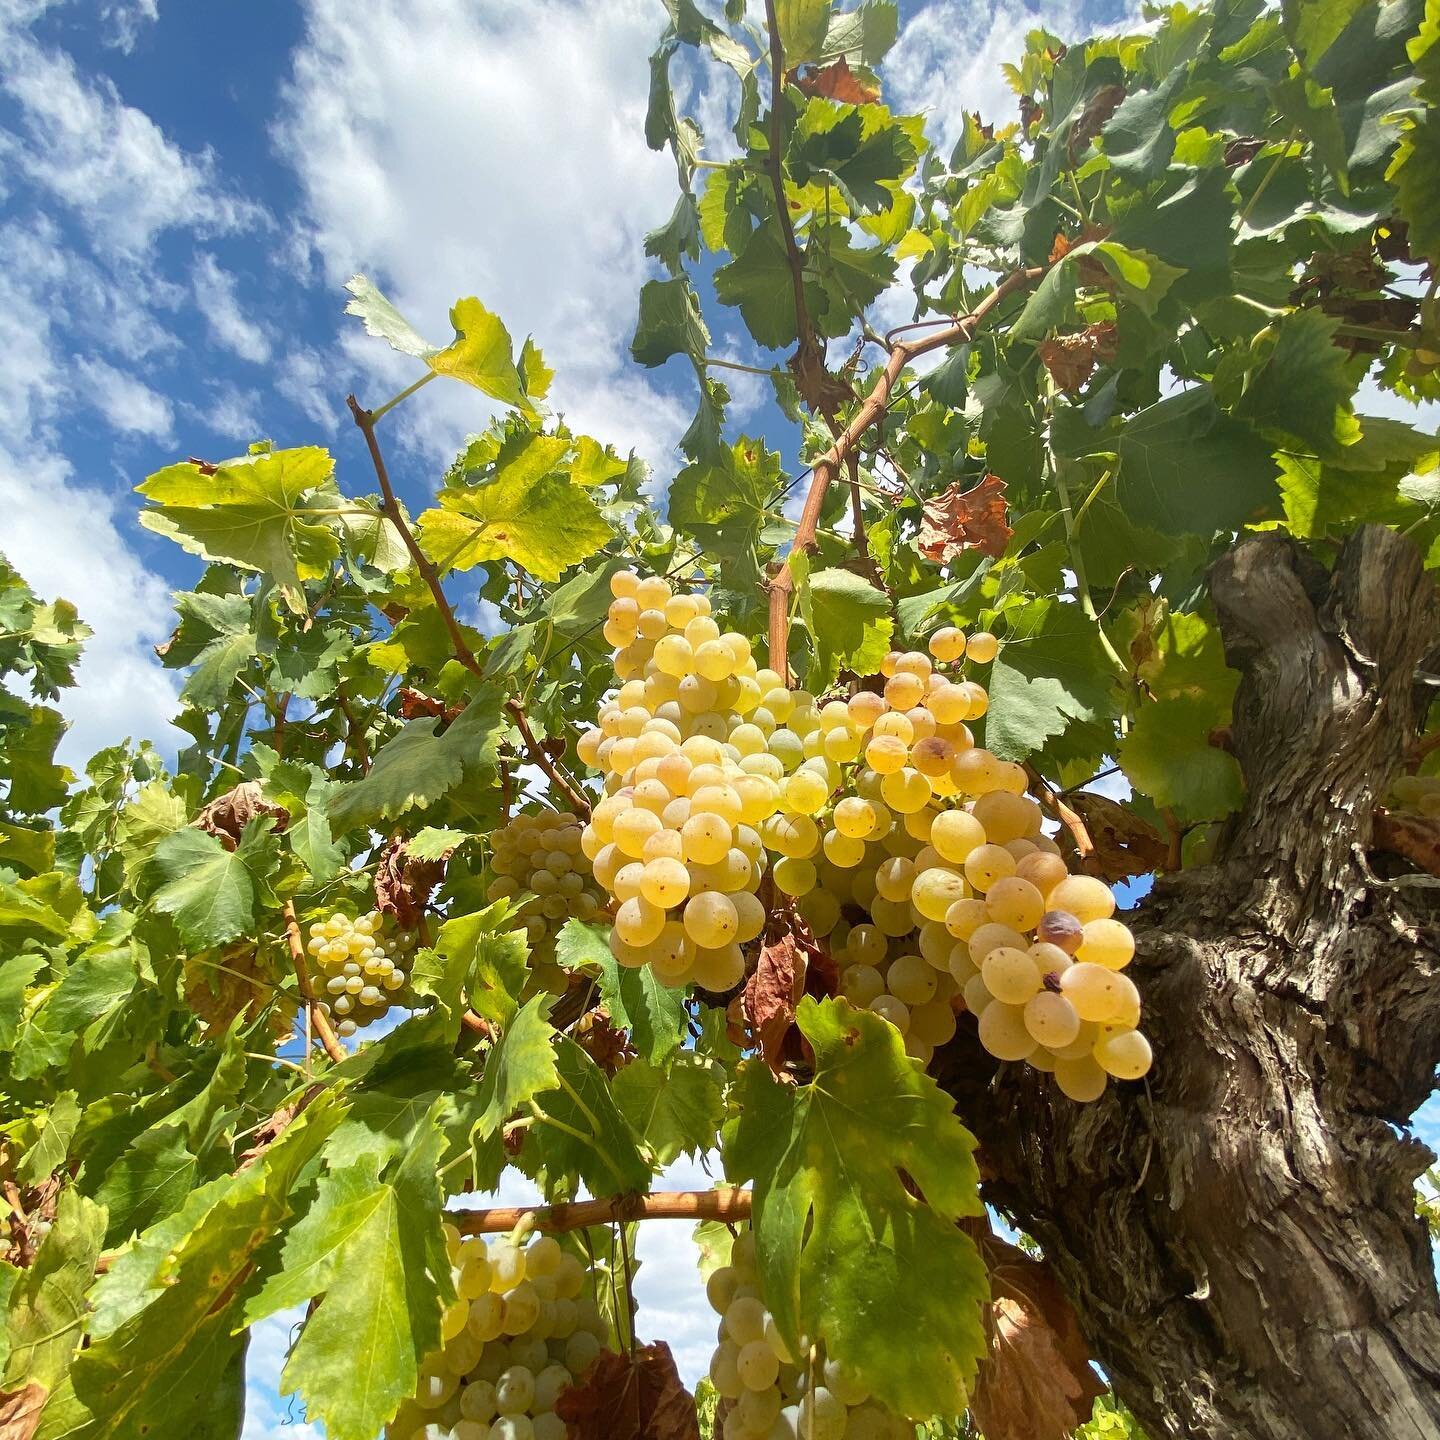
[{"xmin": 937, "ymin": 526, "xmax": 1440, "ymax": 1439}]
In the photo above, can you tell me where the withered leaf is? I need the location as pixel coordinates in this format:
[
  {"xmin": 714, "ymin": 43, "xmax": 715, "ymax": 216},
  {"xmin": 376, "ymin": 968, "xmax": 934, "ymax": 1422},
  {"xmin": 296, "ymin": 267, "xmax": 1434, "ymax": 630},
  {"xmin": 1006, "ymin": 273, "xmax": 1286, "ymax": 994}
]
[
  {"xmin": 743, "ymin": 932, "xmax": 805, "ymax": 1071},
  {"xmin": 1065, "ymin": 791, "xmax": 1168, "ymax": 882},
  {"xmin": 374, "ymin": 836, "xmax": 447, "ymax": 928},
  {"xmin": 193, "ymin": 780, "xmax": 288, "ymax": 851},
  {"xmin": 795, "ymin": 56, "xmax": 881, "ymax": 105},
  {"xmin": 554, "ymin": 1342, "xmax": 699, "ymax": 1440},
  {"xmin": 971, "ymin": 1234, "xmax": 1105, "ymax": 1440},
  {"xmin": 0, "ymin": 1383, "xmax": 46, "ymax": 1440},
  {"xmin": 1036, "ymin": 323, "xmax": 1118, "ymax": 395},
  {"xmin": 918, "ymin": 473, "xmax": 1014, "ymax": 563}
]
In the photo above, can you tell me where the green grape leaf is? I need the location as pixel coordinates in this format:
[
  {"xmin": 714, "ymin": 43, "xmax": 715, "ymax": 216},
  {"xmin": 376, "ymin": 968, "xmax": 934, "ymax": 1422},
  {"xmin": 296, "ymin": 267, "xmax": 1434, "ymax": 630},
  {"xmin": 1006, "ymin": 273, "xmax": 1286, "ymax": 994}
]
[
  {"xmin": 245, "ymin": 1107, "xmax": 454, "ymax": 1440},
  {"xmin": 93, "ymin": 1124, "xmax": 198, "ymax": 1246},
  {"xmin": 724, "ymin": 999, "xmax": 988, "ymax": 1419},
  {"xmin": 1115, "ymin": 387, "xmax": 1281, "ymax": 535},
  {"xmin": 1120, "ymin": 693, "xmax": 1245, "ymax": 821},
  {"xmin": 984, "ymin": 598, "xmax": 1118, "ymax": 761},
  {"xmin": 531, "ymin": 1037, "xmax": 651, "ymax": 1196},
  {"xmin": 345, "ymin": 276, "xmax": 541, "ymax": 417},
  {"xmin": 795, "ymin": 561, "xmax": 893, "ymax": 690},
  {"xmin": 669, "ymin": 437, "xmax": 783, "ymax": 577},
  {"xmin": 775, "ymin": 0, "xmax": 833, "ymax": 64},
  {"xmin": 789, "ymin": 99, "xmax": 918, "ymax": 213},
  {"xmin": 0, "ymin": 953, "xmax": 45, "ymax": 1047},
  {"xmin": 1229, "ymin": 310, "xmax": 1359, "ymax": 455},
  {"xmin": 328, "ymin": 687, "xmax": 505, "ymax": 833},
  {"xmin": 472, "ymin": 995, "xmax": 562, "ymax": 1138},
  {"xmin": 418, "ymin": 444, "xmax": 612, "ymax": 583},
  {"xmin": 819, "ymin": 1, "xmax": 898, "ymax": 65},
  {"xmin": 3, "ymin": 704, "xmax": 70, "ymax": 812},
  {"xmin": 18, "ymin": 1090, "xmax": 80, "ymax": 1186},
  {"xmin": 289, "ymin": 769, "xmax": 346, "ymax": 886},
  {"xmin": 1389, "ymin": 114, "xmax": 1440, "ymax": 268},
  {"xmin": 714, "ymin": 222, "xmax": 805, "ymax": 350},
  {"xmin": 137, "ymin": 448, "xmax": 341, "ymax": 615},
  {"xmin": 38, "ymin": 1096, "xmax": 344, "ymax": 1440},
  {"xmin": 555, "ymin": 919, "xmax": 687, "ymax": 1065},
  {"xmin": 613, "ymin": 1055, "xmax": 726, "ymax": 1167},
  {"xmin": 406, "ymin": 827, "xmax": 471, "ymax": 861},
  {"xmin": 426, "ymin": 907, "xmax": 529, "ymax": 1028},
  {"xmin": 0, "ymin": 817, "xmax": 56, "ymax": 876},
  {"xmin": 632, "ymin": 277, "xmax": 711, "ymax": 368},
  {"xmin": 1101, "ymin": 68, "xmax": 1185, "ymax": 180},
  {"xmin": 147, "ymin": 820, "xmax": 280, "ymax": 950},
  {"xmin": 2, "ymin": 1189, "xmax": 104, "ymax": 1396}
]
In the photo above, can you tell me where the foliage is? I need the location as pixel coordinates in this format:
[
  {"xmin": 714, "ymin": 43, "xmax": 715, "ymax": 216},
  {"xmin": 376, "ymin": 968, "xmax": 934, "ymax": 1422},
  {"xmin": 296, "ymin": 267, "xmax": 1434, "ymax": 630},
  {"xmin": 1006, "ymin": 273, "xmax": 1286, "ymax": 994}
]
[{"xmin": 3, "ymin": 2, "xmax": 1439, "ymax": 1439}]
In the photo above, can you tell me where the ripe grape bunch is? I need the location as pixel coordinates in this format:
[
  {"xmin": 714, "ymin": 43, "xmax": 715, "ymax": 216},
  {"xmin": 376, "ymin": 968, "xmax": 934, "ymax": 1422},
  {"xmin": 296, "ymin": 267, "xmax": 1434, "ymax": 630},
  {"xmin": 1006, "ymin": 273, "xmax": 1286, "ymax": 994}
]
[
  {"xmin": 575, "ymin": 570, "xmax": 781, "ymax": 992},
  {"xmin": 1386, "ymin": 771, "xmax": 1440, "ymax": 818},
  {"xmin": 304, "ymin": 908, "xmax": 413, "ymax": 1037},
  {"xmin": 705, "ymin": 1225, "xmax": 914, "ymax": 1439},
  {"xmin": 390, "ymin": 1226, "xmax": 606, "ymax": 1440},
  {"xmin": 487, "ymin": 809, "xmax": 606, "ymax": 992}
]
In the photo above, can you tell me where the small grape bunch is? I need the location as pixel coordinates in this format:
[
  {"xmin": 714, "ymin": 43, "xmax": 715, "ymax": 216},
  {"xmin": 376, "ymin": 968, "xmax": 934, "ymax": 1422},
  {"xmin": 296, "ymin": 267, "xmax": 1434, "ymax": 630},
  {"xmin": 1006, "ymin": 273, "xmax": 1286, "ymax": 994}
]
[
  {"xmin": 487, "ymin": 810, "xmax": 606, "ymax": 993},
  {"xmin": 389, "ymin": 1225, "xmax": 607, "ymax": 1440},
  {"xmin": 1386, "ymin": 771, "xmax": 1440, "ymax": 818},
  {"xmin": 704, "ymin": 1225, "xmax": 914, "ymax": 1440},
  {"xmin": 304, "ymin": 909, "xmax": 410, "ymax": 1037}
]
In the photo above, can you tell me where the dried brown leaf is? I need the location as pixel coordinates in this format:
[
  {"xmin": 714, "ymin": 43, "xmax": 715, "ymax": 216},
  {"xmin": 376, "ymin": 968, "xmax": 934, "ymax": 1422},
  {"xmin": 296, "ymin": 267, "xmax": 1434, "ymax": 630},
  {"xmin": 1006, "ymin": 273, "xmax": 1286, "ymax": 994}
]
[
  {"xmin": 1070, "ymin": 83, "xmax": 1127, "ymax": 152},
  {"xmin": 1065, "ymin": 791, "xmax": 1168, "ymax": 882},
  {"xmin": 1373, "ymin": 809, "xmax": 1440, "ymax": 878},
  {"xmin": 795, "ymin": 56, "xmax": 881, "ymax": 105},
  {"xmin": 971, "ymin": 1235, "xmax": 1105, "ymax": 1440},
  {"xmin": 1037, "ymin": 323, "xmax": 1118, "ymax": 395},
  {"xmin": 397, "ymin": 686, "xmax": 465, "ymax": 723},
  {"xmin": 554, "ymin": 1342, "xmax": 699, "ymax": 1440},
  {"xmin": 374, "ymin": 836, "xmax": 447, "ymax": 929},
  {"xmin": 193, "ymin": 781, "xmax": 288, "ymax": 851},
  {"xmin": 0, "ymin": 1383, "xmax": 46, "ymax": 1440},
  {"xmin": 918, "ymin": 473, "xmax": 1014, "ymax": 563},
  {"xmin": 185, "ymin": 941, "xmax": 291, "ymax": 1038},
  {"xmin": 743, "ymin": 932, "xmax": 805, "ymax": 1071}
]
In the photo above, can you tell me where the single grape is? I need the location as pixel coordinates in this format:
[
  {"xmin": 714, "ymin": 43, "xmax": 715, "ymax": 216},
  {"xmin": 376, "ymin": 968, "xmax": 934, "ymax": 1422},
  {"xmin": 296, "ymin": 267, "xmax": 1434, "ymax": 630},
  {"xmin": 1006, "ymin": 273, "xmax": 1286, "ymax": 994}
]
[{"xmin": 1094, "ymin": 1027, "xmax": 1152, "ymax": 1079}]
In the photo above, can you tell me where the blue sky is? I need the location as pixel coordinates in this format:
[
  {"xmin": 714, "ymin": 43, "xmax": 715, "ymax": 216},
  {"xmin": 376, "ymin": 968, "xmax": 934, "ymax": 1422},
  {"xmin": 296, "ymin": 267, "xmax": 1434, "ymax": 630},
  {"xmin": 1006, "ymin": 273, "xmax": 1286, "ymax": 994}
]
[{"xmin": 3, "ymin": 0, "xmax": 1436, "ymax": 1434}]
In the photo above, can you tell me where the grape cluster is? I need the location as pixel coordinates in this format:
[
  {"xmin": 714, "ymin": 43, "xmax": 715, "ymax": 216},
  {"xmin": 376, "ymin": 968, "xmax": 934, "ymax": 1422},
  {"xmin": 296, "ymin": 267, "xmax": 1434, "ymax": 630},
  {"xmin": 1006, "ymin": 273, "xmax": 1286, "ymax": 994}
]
[
  {"xmin": 389, "ymin": 1227, "xmax": 606, "ymax": 1440},
  {"xmin": 573, "ymin": 568, "xmax": 1151, "ymax": 1102},
  {"xmin": 577, "ymin": 570, "xmax": 778, "ymax": 990},
  {"xmin": 305, "ymin": 909, "xmax": 412, "ymax": 1037},
  {"xmin": 487, "ymin": 810, "xmax": 606, "ymax": 992},
  {"xmin": 1387, "ymin": 772, "xmax": 1440, "ymax": 818},
  {"xmin": 704, "ymin": 1227, "xmax": 913, "ymax": 1440}
]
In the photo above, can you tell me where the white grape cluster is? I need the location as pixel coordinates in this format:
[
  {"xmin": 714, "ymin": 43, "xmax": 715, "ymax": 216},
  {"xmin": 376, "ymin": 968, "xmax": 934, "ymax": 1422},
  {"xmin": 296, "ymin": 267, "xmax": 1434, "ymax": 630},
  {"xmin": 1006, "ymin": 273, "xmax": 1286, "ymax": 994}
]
[
  {"xmin": 389, "ymin": 1227, "xmax": 606, "ymax": 1440},
  {"xmin": 1387, "ymin": 771, "xmax": 1440, "ymax": 817},
  {"xmin": 704, "ymin": 1227, "xmax": 913, "ymax": 1440},
  {"xmin": 305, "ymin": 909, "xmax": 412, "ymax": 1037},
  {"xmin": 576, "ymin": 570, "xmax": 779, "ymax": 991},
  {"xmin": 486, "ymin": 810, "xmax": 605, "ymax": 993}
]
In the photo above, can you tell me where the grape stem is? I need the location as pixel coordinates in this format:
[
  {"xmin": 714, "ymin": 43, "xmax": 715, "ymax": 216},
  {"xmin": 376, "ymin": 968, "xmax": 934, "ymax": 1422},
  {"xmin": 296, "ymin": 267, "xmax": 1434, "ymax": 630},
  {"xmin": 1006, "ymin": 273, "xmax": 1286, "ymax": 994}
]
[
  {"xmin": 765, "ymin": 265, "xmax": 1047, "ymax": 678},
  {"xmin": 449, "ymin": 1188, "xmax": 753, "ymax": 1236},
  {"xmin": 282, "ymin": 899, "xmax": 347, "ymax": 1064},
  {"xmin": 346, "ymin": 393, "xmax": 590, "ymax": 816}
]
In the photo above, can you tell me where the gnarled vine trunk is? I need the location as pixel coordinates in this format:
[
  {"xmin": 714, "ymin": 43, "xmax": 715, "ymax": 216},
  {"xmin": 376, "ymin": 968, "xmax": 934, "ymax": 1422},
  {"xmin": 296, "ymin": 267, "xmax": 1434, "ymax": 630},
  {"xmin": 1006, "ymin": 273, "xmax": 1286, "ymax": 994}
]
[{"xmin": 938, "ymin": 526, "xmax": 1440, "ymax": 1440}]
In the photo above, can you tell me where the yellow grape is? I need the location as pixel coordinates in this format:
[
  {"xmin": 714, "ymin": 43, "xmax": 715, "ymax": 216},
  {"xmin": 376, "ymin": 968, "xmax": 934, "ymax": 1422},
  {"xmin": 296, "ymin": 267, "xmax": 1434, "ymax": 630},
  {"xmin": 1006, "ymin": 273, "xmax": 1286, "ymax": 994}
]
[
  {"xmin": 884, "ymin": 672, "xmax": 925, "ymax": 710},
  {"xmin": 874, "ymin": 856, "xmax": 915, "ymax": 903},
  {"xmin": 963, "ymin": 842, "xmax": 1016, "ymax": 893},
  {"xmin": 842, "ymin": 963, "xmax": 886, "ymax": 1006},
  {"xmin": 1048, "ymin": 874, "xmax": 1116, "ymax": 923},
  {"xmin": 980, "ymin": 946, "xmax": 1042, "ymax": 1004},
  {"xmin": 772, "ymin": 856, "xmax": 817, "ymax": 897},
  {"xmin": 869, "ymin": 993, "xmax": 911, "ymax": 1035},
  {"xmin": 978, "ymin": 1001, "xmax": 1037, "ymax": 1061},
  {"xmin": 910, "ymin": 866, "xmax": 968, "ymax": 923},
  {"xmin": 985, "ymin": 876, "xmax": 1045, "ymax": 932},
  {"xmin": 681, "ymin": 812, "xmax": 732, "ymax": 865},
  {"xmin": 965, "ymin": 921, "xmax": 1028, "ymax": 960},
  {"xmin": 1015, "ymin": 850, "xmax": 1068, "ymax": 896},
  {"xmin": 1094, "ymin": 1028, "xmax": 1153, "ymax": 1080},
  {"xmin": 1053, "ymin": 1053, "xmax": 1108, "ymax": 1101},
  {"xmin": 1077, "ymin": 918, "xmax": 1135, "ymax": 970},
  {"xmin": 965, "ymin": 631, "xmax": 998, "ymax": 664},
  {"xmin": 823, "ymin": 828, "xmax": 867, "ymax": 868},
  {"xmin": 1023, "ymin": 991, "xmax": 1081, "ymax": 1048},
  {"xmin": 684, "ymin": 891, "xmax": 740, "ymax": 948},
  {"xmin": 962, "ymin": 972, "xmax": 993, "ymax": 1015},
  {"xmin": 970, "ymin": 790, "xmax": 1041, "ymax": 844},
  {"xmin": 690, "ymin": 943, "xmax": 746, "ymax": 991},
  {"xmin": 614, "ymin": 896, "xmax": 666, "ymax": 946},
  {"xmin": 640, "ymin": 857, "xmax": 690, "ymax": 909},
  {"xmin": 1059, "ymin": 963, "xmax": 1140, "ymax": 1024},
  {"xmin": 887, "ymin": 953, "xmax": 938, "ymax": 1006},
  {"xmin": 928, "ymin": 626, "xmax": 967, "ymax": 662}
]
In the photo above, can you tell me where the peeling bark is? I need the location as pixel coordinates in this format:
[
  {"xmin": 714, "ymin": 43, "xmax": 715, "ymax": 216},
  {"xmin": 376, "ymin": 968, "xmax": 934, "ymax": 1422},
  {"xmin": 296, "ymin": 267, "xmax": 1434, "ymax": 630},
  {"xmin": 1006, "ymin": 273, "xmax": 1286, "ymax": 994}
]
[{"xmin": 938, "ymin": 527, "xmax": 1440, "ymax": 1439}]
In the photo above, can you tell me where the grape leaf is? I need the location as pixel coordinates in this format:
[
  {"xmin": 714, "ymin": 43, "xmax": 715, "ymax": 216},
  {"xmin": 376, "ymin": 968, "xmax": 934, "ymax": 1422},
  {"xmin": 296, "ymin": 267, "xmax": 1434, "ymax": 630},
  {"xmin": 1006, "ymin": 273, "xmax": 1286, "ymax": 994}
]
[
  {"xmin": 668, "ymin": 437, "xmax": 783, "ymax": 578},
  {"xmin": 136, "ymin": 448, "xmax": 341, "ymax": 615},
  {"xmin": 472, "ymin": 994, "xmax": 562, "ymax": 1138},
  {"xmin": 427, "ymin": 908, "xmax": 529, "ymax": 1028},
  {"xmin": 631, "ymin": 277, "xmax": 711, "ymax": 367},
  {"xmin": 0, "ymin": 953, "xmax": 45, "ymax": 1048},
  {"xmin": 556, "ymin": 919, "xmax": 687, "ymax": 1065},
  {"xmin": 328, "ymin": 686, "xmax": 504, "ymax": 833},
  {"xmin": 418, "ymin": 445, "xmax": 611, "ymax": 583},
  {"xmin": 345, "ymin": 276, "xmax": 541, "ymax": 417},
  {"xmin": 775, "ymin": 0, "xmax": 834, "ymax": 64},
  {"xmin": 794, "ymin": 561, "xmax": 893, "ymax": 690},
  {"xmin": 18, "ymin": 1090, "xmax": 80, "ymax": 1186},
  {"xmin": 1120, "ymin": 693, "xmax": 1245, "ymax": 821},
  {"xmin": 37, "ymin": 1097, "xmax": 343, "ymax": 1440},
  {"xmin": 245, "ymin": 1107, "xmax": 454, "ymax": 1440},
  {"xmin": 1229, "ymin": 310, "xmax": 1359, "ymax": 455},
  {"xmin": 613, "ymin": 1056, "xmax": 726, "ymax": 1167},
  {"xmin": 147, "ymin": 820, "xmax": 280, "ymax": 950},
  {"xmin": 985, "ymin": 598, "xmax": 1118, "ymax": 761},
  {"xmin": 724, "ymin": 998, "xmax": 988, "ymax": 1419}
]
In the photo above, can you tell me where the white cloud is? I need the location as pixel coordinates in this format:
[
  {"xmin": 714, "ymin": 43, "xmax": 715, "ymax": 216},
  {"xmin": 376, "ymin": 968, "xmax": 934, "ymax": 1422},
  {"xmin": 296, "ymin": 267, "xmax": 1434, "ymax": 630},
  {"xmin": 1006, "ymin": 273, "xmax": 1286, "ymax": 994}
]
[
  {"xmin": 195, "ymin": 383, "xmax": 263, "ymax": 440},
  {"xmin": 274, "ymin": 0, "xmax": 689, "ymax": 472},
  {"xmin": 193, "ymin": 253, "xmax": 272, "ymax": 363},
  {"xmin": 276, "ymin": 345, "xmax": 346, "ymax": 432},
  {"xmin": 74, "ymin": 355, "xmax": 176, "ymax": 442},
  {"xmin": 0, "ymin": 450, "xmax": 181, "ymax": 764},
  {"xmin": 0, "ymin": 21, "xmax": 264, "ymax": 257},
  {"xmin": 99, "ymin": 0, "xmax": 159, "ymax": 53}
]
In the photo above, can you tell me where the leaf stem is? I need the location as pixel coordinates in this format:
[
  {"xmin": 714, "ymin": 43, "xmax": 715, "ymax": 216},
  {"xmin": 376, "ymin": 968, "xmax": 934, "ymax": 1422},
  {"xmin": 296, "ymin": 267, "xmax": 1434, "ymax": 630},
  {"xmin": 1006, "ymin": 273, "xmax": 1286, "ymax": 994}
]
[
  {"xmin": 705, "ymin": 357, "xmax": 778, "ymax": 377},
  {"xmin": 369, "ymin": 371, "xmax": 437, "ymax": 423}
]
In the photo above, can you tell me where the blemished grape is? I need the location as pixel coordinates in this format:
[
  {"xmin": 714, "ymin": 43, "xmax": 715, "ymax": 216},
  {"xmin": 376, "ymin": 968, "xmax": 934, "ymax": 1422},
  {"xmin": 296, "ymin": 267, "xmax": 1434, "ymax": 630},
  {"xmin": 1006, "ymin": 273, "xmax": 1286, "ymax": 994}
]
[
  {"xmin": 1036, "ymin": 909, "xmax": 1084, "ymax": 953},
  {"xmin": 1024, "ymin": 990, "xmax": 1081, "ymax": 1048},
  {"xmin": 981, "ymin": 946, "xmax": 1042, "ymax": 1005},
  {"xmin": 978, "ymin": 1000, "xmax": 1038, "ymax": 1061},
  {"xmin": 1060, "ymin": 963, "xmax": 1140, "ymax": 1024},
  {"xmin": 1077, "ymin": 917, "xmax": 1136, "ymax": 969}
]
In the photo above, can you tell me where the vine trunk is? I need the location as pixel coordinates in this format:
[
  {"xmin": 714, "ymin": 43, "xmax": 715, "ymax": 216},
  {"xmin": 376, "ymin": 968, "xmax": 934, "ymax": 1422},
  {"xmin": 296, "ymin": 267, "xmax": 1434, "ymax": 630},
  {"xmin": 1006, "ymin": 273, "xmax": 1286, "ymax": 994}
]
[{"xmin": 938, "ymin": 525, "xmax": 1440, "ymax": 1439}]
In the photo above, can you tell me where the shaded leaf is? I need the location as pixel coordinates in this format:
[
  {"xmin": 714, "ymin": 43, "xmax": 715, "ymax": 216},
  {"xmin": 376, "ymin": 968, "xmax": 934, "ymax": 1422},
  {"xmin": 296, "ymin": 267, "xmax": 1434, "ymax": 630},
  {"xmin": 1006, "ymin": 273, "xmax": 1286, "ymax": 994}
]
[{"xmin": 555, "ymin": 1342, "xmax": 699, "ymax": 1440}]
